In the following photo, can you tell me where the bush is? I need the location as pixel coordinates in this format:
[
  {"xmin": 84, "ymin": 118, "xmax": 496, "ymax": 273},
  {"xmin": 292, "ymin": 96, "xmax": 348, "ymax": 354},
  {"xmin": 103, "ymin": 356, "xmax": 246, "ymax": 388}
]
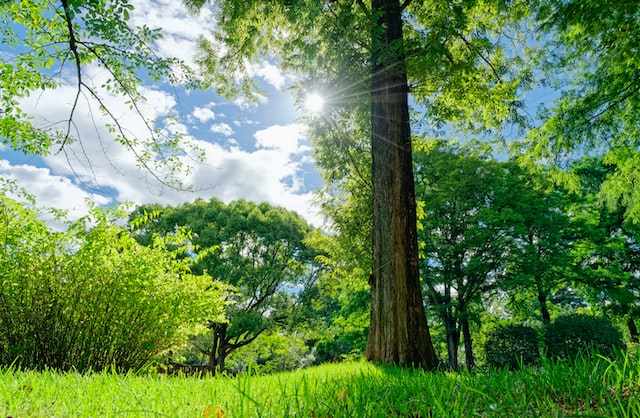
[
  {"xmin": 484, "ymin": 323, "xmax": 540, "ymax": 370},
  {"xmin": 0, "ymin": 192, "xmax": 226, "ymax": 372},
  {"xmin": 544, "ymin": 314, "xmax": 624, "ymax": 360}
]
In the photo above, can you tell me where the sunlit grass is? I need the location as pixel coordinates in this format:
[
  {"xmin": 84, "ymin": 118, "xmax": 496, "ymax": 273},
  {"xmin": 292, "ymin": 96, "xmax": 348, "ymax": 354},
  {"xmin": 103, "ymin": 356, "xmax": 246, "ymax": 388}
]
[{"xmin": 1, "ymin": 353, "xmax": 638, "ymax": 417}]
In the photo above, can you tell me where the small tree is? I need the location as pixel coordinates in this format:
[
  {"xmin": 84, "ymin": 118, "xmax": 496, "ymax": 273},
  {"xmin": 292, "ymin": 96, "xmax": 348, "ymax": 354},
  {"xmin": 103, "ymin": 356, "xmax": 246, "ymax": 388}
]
[
  {"xmin": 131, "ymin": 198, "xmax": 319, "ymax": 373},
  {"xmin": 415, "ymin": 140, "xmax": 524, "ymax": 369}
]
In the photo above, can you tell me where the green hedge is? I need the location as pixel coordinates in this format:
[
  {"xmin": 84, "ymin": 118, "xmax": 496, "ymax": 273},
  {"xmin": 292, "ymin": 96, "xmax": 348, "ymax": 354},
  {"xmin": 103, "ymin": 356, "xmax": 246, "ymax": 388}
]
[
  {"xmin": 544, "ymin": 314, "xmax": 624, "ymax": 360},
  {"xmin": 484, "ymin": 323, "xmax": 540, "ymax": 369}
]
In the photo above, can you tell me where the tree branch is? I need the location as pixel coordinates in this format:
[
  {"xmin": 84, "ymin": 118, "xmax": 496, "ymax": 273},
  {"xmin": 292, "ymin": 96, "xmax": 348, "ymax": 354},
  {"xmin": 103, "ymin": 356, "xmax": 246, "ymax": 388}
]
[
  {"xmin": 227, "ymin": 327, "xmax": 266, "ymax": 352},
  {"xmin": 588, "ymin": 80, "xmax": 640, "ymax": 123},
  {"xmin": 458, "ymin": 33, "xmax": 503, "ymax": 82},
  {"xmin": 58, "ymin": 0, "xmax": 82, "ymax": 153},
  {"xmin": 79, "ymin": 82, "xmax": 172, "ymax": 187}
]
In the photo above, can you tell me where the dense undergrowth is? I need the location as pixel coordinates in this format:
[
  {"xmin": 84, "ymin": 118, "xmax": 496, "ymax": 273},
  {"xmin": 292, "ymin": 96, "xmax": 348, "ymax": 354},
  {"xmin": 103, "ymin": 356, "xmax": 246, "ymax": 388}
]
[{"xmin": 1, "ymin": 352, "xmax": 638, "ymax": 417}]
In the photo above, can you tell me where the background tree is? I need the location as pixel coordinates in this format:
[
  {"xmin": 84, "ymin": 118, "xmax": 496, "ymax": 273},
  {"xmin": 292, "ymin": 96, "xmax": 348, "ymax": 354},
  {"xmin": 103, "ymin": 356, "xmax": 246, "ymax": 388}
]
[
  {"xmin": 130, "ymin": 198, "xmax": 318, "ymax": 373},
  {"xmin": 504, "ymin": 169, "xmax": 574, "ymax": 324},
  {"xmin": 524, "ymin": 1, "xmax": 640, "ymax": 220},
  {"xmin": 570, "ymin": 158, "xmax": 640, "ymax": 342},
  {"xmin": 301, "ymin": 228, "xmax": 371, "ymax": 363},
  {"xmin": 224, "ymin": 330, "xmax": 313, "ymax": 375},
  {"xmin": 414, "ymin": 139, "xmax": 523, "ymax": 369}
]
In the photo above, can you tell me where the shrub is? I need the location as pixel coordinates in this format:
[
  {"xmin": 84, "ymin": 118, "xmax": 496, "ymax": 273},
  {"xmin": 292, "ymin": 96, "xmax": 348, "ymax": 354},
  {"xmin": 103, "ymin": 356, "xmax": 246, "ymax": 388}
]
[
  {"xmin": 544, "ymin": 314, "xmax": 624, "ymax": 360},
  {"xmin": 0, "ymin": 192, "xmax": 226, "ymax": 372},
  {"xmin": 484, "ymin": 323, "xmax": 540, "ymax": 370}
]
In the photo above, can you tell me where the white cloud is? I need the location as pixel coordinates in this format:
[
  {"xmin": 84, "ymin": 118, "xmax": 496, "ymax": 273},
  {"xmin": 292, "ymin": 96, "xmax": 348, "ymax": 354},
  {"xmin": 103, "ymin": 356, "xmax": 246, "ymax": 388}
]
[
  {"xmin": 233, "ymin": 94, "xmax": 268, "ymax": 110},
  {"xmin": 191, "ymin": 107, "xmax": 216, "ymax": 123},
  {"xmin": 0, "ymin": 160, "xmax": 112, "ymax": 229},
  {"xmin": 128, "ymin": 1, "xmax": 292, "ymax": 93},
  {"xmin": 179, "ymin": 137, "xmax": 321, "ymax": 225},
  {"xmin": 7, "ymin": 81, "xmax": 321, "ymax": 225},
  {"xmin": 249, "ymin": 61, "xmax": 287, "ymax": 90},
  {"xmin": 128, "ymin": 0, "xmax": 215, "ymax": 64},
  {"xmin": 234, "ymin": 119, "xmax": 259, "ymax": 127},
  {"xmin": 210, "ymin": 123, "xmax": 234, "ymax": 136},
  {"xmin": 254, "ymin": 124, "xmax": 310, "ymax": 155}
]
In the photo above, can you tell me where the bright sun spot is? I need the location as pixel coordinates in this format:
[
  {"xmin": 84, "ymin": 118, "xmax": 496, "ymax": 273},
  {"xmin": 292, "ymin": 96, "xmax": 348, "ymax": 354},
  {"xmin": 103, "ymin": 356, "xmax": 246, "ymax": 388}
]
[{"xmin": 304, "ymin": 93, "xmax": 325, "ymax": 113}]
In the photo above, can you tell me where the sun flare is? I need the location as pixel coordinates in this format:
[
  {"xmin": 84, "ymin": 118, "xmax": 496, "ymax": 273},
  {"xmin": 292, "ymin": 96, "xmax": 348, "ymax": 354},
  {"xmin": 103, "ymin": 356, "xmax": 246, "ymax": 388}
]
[{"xmin": 304, "ymin": 93, "xmax": 325, "ymax": 113}]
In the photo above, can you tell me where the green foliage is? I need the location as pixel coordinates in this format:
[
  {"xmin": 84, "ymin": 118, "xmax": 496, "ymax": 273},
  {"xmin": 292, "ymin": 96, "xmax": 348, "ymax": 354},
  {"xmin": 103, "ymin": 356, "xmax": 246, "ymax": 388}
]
[
  {"xmin": 300, "ymin": 229, "xmax": 370, "ymax": 365},
  {"xmin": 568, "ymin": 157, "xmax": 640, "ymax": 341},
  {"xmin": 311, "ymin": 302, "xmax": 368, "ymax": 365},
  {"xmin": 405, "ymin": 0, "xmax": 534, "ymax": 134},
  {"xmin": 225, "ymin": 331, "xmax": 312, "ymax": 375},
  {"xmin": 190, "ymin": 0, "xmax": 532, "ymax": 135},
  {"xmin": 544, "ymin": 314, "xmax": 625, "ymax": 360},
  {"xmin": 0, "ymin": 189, "xmax": 226, "ymax": 372},
  {"xmin": 501, "ymin": 165, "xmax": 575, "ymax": 324},
  {"xmin": 415, "ymin": 139, "xmax": 528, "ymax": 368},
  {"xmin": 522, "ymin": 1, "xmax": 640, "ymax": 221},
  {"xmin": 314, "ymin": 329, "xmax": 366, "ymax": 365},
  {"xmin": 130, "ymin": 198, "xmax": 319, "ymax": 371},
  {"xmin": 484, "ymin": 323, "xmax": 540, "ymax": 370}
]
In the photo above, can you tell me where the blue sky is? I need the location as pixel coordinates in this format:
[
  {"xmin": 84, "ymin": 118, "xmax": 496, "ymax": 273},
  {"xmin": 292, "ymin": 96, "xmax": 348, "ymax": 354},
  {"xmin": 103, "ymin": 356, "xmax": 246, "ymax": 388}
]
[{"xmin": 0, "ymin": 0, "xmax": 326, "ymax": 227}]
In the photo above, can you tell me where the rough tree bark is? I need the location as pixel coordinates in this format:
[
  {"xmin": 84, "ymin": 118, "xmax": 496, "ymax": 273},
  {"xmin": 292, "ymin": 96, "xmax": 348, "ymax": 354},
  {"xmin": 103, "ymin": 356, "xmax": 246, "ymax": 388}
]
[{"xmin": 366, "ymin": 0, "xmax": 439, "ymax": 370}]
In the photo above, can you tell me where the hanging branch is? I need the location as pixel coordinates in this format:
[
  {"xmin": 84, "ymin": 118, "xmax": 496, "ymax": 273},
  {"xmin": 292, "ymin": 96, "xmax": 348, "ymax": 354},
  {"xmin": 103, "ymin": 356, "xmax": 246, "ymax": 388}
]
[
  {"xmin": 39, "ymin": 0, "xmax": 203, "ymax": 189},
  {"xmin": 59, "ymin": 0, "xmax": 83, "ymax": 152}
]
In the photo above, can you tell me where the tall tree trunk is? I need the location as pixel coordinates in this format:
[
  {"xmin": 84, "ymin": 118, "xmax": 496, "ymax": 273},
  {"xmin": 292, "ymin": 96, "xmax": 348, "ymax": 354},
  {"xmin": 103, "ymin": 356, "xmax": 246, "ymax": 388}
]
[
  {"xmin": 442, "ymin": 311, "xmax": 459, "ymax": 370},
  {"xmin": 537, "ymin": 291, "xmax": 551, "ymax": 324},
  {"xmin": 460, "ymin": 314, "xmax": 475, "ymax": 370},
  {"xmin": 366, "ymin": 0, "xmax": 439, "ymax": 370}
]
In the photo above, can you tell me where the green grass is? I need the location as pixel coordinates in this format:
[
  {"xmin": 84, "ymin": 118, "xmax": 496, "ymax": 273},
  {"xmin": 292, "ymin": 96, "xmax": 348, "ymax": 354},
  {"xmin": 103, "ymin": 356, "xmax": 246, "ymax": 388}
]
[{"xmin": 1, "ymin": 353, "xmax": 638, "ymax": 417}]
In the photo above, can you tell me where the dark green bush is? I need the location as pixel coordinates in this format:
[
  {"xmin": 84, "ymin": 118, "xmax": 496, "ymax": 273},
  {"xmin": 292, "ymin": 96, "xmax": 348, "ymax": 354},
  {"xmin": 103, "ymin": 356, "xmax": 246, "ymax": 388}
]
[
  {"xmin": 484, "ymin": 323, "xmax": 540, "ymax": 370},
  {"xmin": 314, "ymin": 329, "xmax": 366, "ymax": 364},
  {"xmin": 544, "ymin": 314, "xmax": 624, "ymax": 360}
]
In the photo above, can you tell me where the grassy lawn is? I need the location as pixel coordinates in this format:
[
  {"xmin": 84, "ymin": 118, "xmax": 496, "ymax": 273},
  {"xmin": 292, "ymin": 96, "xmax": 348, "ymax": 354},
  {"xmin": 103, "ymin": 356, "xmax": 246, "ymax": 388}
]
[{"xmin": 1, "ymin": 353, "xmax": 638, "ymax": 417}]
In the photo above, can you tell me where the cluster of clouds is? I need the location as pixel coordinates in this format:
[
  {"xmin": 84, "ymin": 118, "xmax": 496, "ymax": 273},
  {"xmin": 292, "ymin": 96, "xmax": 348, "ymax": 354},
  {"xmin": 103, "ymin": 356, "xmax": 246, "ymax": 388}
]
[{"xmin": 0, "ymin": 0, "xmax": 324, "ymax": 227}]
